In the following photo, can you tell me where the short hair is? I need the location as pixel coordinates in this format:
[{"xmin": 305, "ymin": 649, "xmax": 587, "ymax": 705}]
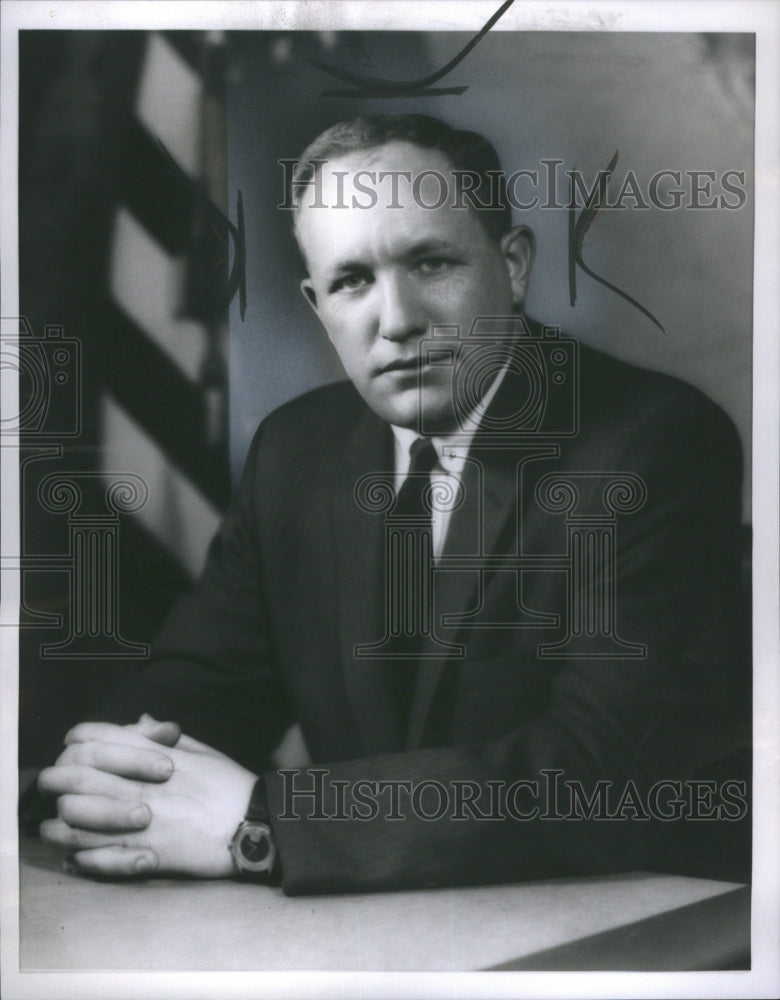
[{"xmin": 291, "ymin": 114, "xmax": 511, "ymax": 245}]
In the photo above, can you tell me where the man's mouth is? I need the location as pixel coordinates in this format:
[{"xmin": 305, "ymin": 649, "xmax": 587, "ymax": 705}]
[{"xmin": 377, "ymin": 357, "xmax": 427, "ymax": 375}]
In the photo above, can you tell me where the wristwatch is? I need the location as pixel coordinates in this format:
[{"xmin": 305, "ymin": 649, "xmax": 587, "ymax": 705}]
[{"xmin": 229, "ymin": 777, "xmax": 281, "ymax": 883}]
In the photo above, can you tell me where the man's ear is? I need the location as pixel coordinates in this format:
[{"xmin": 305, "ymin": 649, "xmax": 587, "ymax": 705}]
[
  {"xmin": 300, "ymin": 277, "xmax": 319, "ymax": 316},
  {"xmin": 500, "ymin": 226, "xmax": 536, "ymax": 307}
]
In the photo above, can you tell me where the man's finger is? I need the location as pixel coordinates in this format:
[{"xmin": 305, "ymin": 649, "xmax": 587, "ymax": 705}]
[
  {"xmin": 56, "ymin": 740, "xmax": 173, "ymax": 781},
  {"xmin": 67, "ymin": 846, "xmax": 160, "ymax": 879},
  {"xmin": 127, "ymin": 714, "xmax": 182, "ymax": 747},
  {"xmin": 58, "ymin": 794, "xmax": 151, "ymax": 832},
  {"xmin": 40, "ymin": 818, "xmax": 129, "ymax": 851},
  {"xmin": 173, "ymin": 732, "xmax": 219, "ymax": 755},
  {"xmin": 64, "ymin": 722, "xmax": 178, "ymax": 750},
  {"xmin": 38, "ymin": 764, "xmax": 144, "ymax": 799}
]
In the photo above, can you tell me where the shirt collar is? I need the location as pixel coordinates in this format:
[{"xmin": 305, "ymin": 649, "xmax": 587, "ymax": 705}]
[{"xmin": 390, "ymin": 361, "xmax": 509, "ymax": 477}]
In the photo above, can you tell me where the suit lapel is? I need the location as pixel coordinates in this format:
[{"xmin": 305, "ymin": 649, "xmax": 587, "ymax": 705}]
[
  {"xmin": 330, "ymin": 405, "xmax": 407, "ymax": 754},
  {"xmin": 405, "ymin": 443, "xmax": 520, "ymax": 749}
]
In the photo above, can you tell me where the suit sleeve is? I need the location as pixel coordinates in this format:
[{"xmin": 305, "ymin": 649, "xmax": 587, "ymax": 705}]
[{"xmin": 262, "ymin": 387, "xmax": 748, "ymax": 894}]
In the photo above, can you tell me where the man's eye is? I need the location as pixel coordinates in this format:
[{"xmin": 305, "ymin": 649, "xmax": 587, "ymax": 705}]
[
  {"xmin": 332, "ymin": 273, "xmax": 370, "ymax": 293},
  {"xmin": 416, "ymin": 258, "xmax": 451, "ymax": 276},
  {"xmin": 343, "ymin": 274, "xmax": 367, "ymax": 289}
]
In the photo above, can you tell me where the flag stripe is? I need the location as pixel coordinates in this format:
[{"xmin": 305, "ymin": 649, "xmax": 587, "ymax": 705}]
[
  {"xmin": 136, "ymin": 34, "xmax": 203, "ymax": 179},
  {"xmin": 161, "ymin": 31, "xmax": 225, "ymax": 94},
  {"xmin": 100, "ymin": 300, "xmax": 229, "ymax": 510},
  {"xmin": 102, "ymin": 394, "xmax": 221, "ymax": 580},
  {"xmin": 118, "ymin": 119, "xmax": 197, "ymax": 256},
  {"xmin": 110, "ymin": 206, "xmax": 207, "ymax": 384}
]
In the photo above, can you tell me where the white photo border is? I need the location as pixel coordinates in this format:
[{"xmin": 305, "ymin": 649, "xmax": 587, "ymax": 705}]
[{"xmin": 1, "ymin": 2, "xmax": 777, "ymax": 998}]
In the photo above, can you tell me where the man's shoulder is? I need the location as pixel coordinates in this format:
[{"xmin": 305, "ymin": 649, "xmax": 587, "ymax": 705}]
[
  {"xmin": 245, "ymin": 380, "xmax": 371, "ymax": 468},
  {"xmin": 572, "ymin": 340, "xmax": 742, "ymax": 471},
  {"xmin": 264, "ymin": 379, "xmax": 365, "ymax": 429},
  {"xmin": 577, "ymin": 340, "xmax": 733, "ymax": 424}
]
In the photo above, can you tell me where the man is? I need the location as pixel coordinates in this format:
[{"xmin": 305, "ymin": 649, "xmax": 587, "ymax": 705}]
[{"xmin": 36, "ymin": 115, "xmax": 746, "ymax": 893}]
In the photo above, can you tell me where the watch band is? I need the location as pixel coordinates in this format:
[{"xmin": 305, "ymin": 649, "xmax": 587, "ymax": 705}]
[
  {"xmin": 245, "ymin": 775, "xmax": 272, "ymax": 824},
  {"xmin": 229, "ymin": 776, "xmax": 282, "ymax": 884}
]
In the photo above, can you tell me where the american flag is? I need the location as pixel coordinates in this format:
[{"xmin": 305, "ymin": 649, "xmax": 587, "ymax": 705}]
[{"xmin": 16, "ymin": 30, "xmax": 234, "ymax": 765}]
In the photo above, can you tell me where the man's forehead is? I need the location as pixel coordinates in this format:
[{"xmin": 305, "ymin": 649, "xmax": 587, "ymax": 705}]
[
  {"xmin": 297, "ymin": 140, "xmax": 457, "ymax": 210},
  {"xmin": 293, "ymin": 142, "xmax": 490, "ymax": 273}
]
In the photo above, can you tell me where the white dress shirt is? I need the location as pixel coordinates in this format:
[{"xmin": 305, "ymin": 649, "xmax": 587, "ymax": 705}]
[{"xmin": 391, "ymin": 364, "xmax": 508, "ymax": 561}]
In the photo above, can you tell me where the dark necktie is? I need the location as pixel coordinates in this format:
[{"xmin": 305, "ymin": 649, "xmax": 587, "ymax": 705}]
[
  {"xmin": 391, "ymin": 437, "xmax": 439, "ymax": 722},
  {"xmin": 394, "ymin": 437, "xmax": 438, "ymax": 518}
]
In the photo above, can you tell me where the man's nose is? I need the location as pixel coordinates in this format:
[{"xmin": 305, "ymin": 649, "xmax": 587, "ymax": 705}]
[{"xmin": 376, "ymin": 272, "xmax": 427, "ymax": 342}]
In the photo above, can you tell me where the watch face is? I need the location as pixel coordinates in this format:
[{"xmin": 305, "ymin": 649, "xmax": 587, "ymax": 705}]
[{"xmin": 232, "ymin": 821, "xmax": 276, "ymax": 874}]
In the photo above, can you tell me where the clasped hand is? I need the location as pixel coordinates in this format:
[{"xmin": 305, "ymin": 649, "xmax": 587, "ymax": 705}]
[{"xmin": 38, "ymin": 715, "xmax": 257, "ymax": 879}]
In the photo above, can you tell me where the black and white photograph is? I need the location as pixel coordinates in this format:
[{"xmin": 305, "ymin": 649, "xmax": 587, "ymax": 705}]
[{"xmin": 1, "ymin": 2, "xmax": 778, "ymax": 997}]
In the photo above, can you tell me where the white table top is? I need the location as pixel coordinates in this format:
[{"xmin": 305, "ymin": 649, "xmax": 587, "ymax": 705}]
[{"xmin": 19, "ymin": 840, "xmax": 749, "ymax": 972}]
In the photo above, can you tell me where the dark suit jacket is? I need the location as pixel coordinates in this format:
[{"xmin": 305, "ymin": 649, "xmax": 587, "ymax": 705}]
[{"xmin": 105, "ymin": 337, "xmax": 747, "ymax": 894}]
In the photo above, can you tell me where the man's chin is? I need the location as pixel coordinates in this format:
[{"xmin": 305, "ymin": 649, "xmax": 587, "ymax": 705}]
[{"xmin": 364, "ymin": 388, "xmax": 458, "ymax": 435}]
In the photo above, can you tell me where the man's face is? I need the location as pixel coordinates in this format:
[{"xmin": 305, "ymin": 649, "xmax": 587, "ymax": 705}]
[{"xmin": 297, "ymin": 141, "xmax": 533, "ymax": 432}]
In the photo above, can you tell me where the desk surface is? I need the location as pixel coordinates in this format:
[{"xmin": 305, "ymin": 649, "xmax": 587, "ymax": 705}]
[{"xmin": 20, "ymin": 840, "xmax": 749, "ymax": 972}]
